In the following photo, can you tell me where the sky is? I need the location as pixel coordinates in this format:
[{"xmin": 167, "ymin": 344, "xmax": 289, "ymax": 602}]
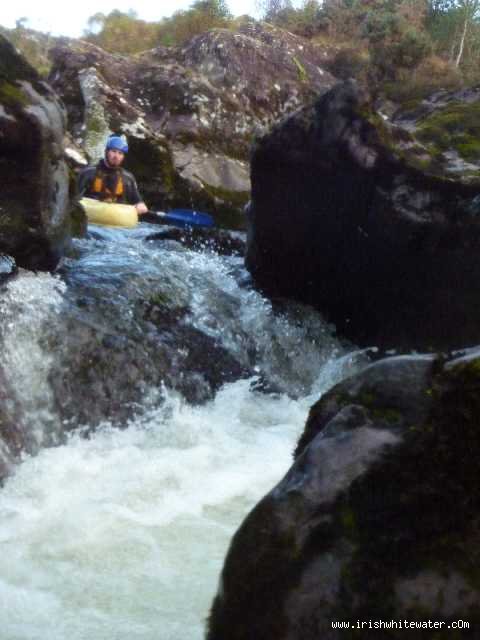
[{"xmin": 0, "ymin": 1, "xmax": 264, "ymax": 38}]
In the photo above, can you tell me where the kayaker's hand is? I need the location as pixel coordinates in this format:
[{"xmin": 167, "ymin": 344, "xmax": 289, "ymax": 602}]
[{"xmin": 135, "ymin": 202, "xmax": 148, "ymax": 215}]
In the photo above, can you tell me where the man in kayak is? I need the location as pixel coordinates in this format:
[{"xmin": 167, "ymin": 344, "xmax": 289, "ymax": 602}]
[{"xmin": 77, "ymin": 135, "xmax": 148, "ymax": 215}]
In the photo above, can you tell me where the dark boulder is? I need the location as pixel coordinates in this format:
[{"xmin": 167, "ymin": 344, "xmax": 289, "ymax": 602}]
[
  {"xmin": 0, "ymin": 34, "xmax": 78, "ymax": 270},
  {"xmin": 46, "ymin": 286, "xmax": 250, "ymax": 430},
  {"xmin": 208, "ymin": 349, "xmax": 480, "ymax": 639},
  {"xmin": 246, "ymin": 80, "xmax": 480, "ymax": 350}
]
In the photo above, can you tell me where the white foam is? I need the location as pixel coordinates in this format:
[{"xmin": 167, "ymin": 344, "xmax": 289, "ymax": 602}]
[
  {"xmin": 0, "ymin": 380, "xmax": 309, "ymax": 640},
  {"xmin": 0, "ymin": 272, "xmax": 66, "ymax": 448}
]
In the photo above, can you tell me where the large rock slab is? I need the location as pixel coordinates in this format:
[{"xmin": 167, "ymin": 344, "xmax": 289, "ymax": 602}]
[
  {"xmin": 207, "ymin": 349, "xmax": 480, "ymax": 639},
  {"xmin": 47, "ymin": 22, "xmax": 336, "ymax": 226},
  {"xmin": 246, "ymin": 80, "xmax": 480, "ymax": 350},
  {"xmin": 0, "ymin": 34, "xmax": 77, "ymax": 270}
]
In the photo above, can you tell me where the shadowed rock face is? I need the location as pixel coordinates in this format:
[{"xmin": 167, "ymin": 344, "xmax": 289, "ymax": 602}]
[
  {"xmin": 47, "ymin": 22, "xmax": 336, "ymax": 224},
  {"xmin": 207, "ymin": 350, "xmax": 480, "ymax": 640},
  {"xmin": 246, "ymin": 80, "xmax": 480, "ymax": 351},
  {"xmin": 0, "ymin": 35, "xmax": 74, "ymax": 270}
]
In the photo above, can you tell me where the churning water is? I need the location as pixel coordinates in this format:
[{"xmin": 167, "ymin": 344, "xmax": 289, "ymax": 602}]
[{"xmin": 0, "ymin": 224, "xmax": 365, "ymax": 639}]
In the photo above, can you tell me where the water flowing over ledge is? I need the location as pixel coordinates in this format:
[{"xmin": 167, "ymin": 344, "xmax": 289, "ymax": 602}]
[{"xmin": 0, "ymin": 223, "xmax": 366, "ymax": 639}]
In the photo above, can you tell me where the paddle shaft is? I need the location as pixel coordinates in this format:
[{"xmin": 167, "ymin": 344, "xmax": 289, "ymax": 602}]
[{"xmin": 141, "ymin": 209, "xmax": 214, "ymax": 228}]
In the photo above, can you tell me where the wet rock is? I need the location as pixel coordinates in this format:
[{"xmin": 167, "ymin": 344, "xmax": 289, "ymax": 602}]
[
  {"xmin": 0, "ymin": 368, "xmax": 18, "ymax": 483},
  {"xmin": 47, "ymin": 294, "xmax": 250, "ymax": 429},
  {"xmin": 246, "ymin": 80, "xmax": 480, "ymax": 350},
  {"xmin": 0, "ymin": 34, "xmax": 79, "ymax": 270},
  {"xmin": 145, "ymin": 226, "xmax": 246, "ymax": 256},
  {"xmin": 207, "ymin": 349, "xmax": 480, "ymax": 639},
  {"xmin": 0, "ymin": 255, "xmax": 17, "ymax": 284},
  {"xmin": 0, "ymin": 360, "xmax": 37, "ymax": 484}
]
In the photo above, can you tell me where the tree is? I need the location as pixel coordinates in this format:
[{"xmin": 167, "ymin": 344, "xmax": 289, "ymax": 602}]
[
  {"xmin": 361, "ymin": 1, "xmax": 433, "ymax": 80},
  {"xmin": 84, "ymin": 10, "xmax": 160, "ymax": 54},
  {"xmin": 427, "ymin": 0, "xmax": 480, "ymax": 70},
  {"xmin": 191, "ymin": 0, "xmax": 232, "ymax": 19},
  {"xmin": 256, "ymin": 0, "xmax": 293, "ymax": 21},
  {"xmin": 453, "ymin": 0, "xmax": 480, "ymax": 66},
  {"xmin": 156, "ymin": 0, "xmax": 234, "ymax": 45}
]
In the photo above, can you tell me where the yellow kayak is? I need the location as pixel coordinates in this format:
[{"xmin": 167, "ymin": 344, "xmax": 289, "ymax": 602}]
[{"xmin": 80, "ymin": 197, "xmax": 138, "ymax": 228}]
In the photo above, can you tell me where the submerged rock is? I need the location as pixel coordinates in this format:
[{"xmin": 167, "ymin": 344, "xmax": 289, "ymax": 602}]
[
  {"xmin": 246, "ymin": 80, "xmax": 480, "ymax": 350},
  {"xmin": 46, "ymin": 280, "xmax": 250, "ymax": 429},
  {"xmin": 145, "ymin": 226, "xmax": 246, "ymax": 256},
  {"xmin": 0, "ymin": 34, "xmax": 79, "ymax": 270},
  {"xmin": 208, "ymin": 349, "xmax": 480, "ymax": 639}
]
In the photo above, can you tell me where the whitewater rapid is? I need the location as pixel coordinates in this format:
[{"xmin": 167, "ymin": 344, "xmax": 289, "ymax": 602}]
[{"xmin": 0, "ymin": 224, "xmax": 364, "ymax": 639}]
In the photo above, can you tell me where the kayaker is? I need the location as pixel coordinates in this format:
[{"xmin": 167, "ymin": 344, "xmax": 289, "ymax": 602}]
[{"xmin": 77, "ymin": 135, "xmax": 148, "ymax": 215}]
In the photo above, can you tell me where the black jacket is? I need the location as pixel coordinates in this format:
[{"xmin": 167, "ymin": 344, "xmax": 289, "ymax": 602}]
[{"xmin": 77, "ymin": 159, "xmax": 143, "ymax": 205}]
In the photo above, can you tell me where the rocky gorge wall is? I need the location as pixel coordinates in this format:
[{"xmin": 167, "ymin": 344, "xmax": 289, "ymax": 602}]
[
  {"xmin": 208, "ymin": 349, "xmax": 480, "ymax": 639},
  {"xmin": 246, "ymin": 80, "xmax": 480, "ymax": 351},
  {"xmin": 209, "ymin": 81, "xmax": 480, "ymax": 639},
  {"xmin": 0, "ymin": 34, "xmax": 81, "ymax": 271}
]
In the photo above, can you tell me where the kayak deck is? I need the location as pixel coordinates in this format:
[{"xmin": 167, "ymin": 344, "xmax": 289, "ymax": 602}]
[{"xmin": 80, "ymin": 197, "xmax": 138, "ymax": 228}]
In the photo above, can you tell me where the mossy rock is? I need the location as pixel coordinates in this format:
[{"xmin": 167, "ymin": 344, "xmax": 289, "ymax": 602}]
[
  {"xmin": 0, "ymin": 33, "xmax": 38, "ymax": 83},
  {"xmin": 208, "ymin": 351, "xmax": 480, "ymax": 639},
  {"xmin": 0, "ymin": 34, "xmax": 72, "ymax": 269}
]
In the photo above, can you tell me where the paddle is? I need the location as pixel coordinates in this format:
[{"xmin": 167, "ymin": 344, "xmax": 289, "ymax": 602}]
[{"xmin": 141, "ymin": 209, "xmax": 215, "ymax": 229}]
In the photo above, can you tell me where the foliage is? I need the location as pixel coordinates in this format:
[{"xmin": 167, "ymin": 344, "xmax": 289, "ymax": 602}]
[
  {"xmin": 382, "ymin": 54, "xmax": 462, "ymax": 102},
  {"xmin": 156, "ymin": 0, "xmax": 233, "ymax": 46},
  {"xmin": 256, "ymin": 0, "xmax": 324, "ymax": 36},
  {"xmin": 360, "ymin": 2, "xmax": 433, "ymax": 81},
  {"xmin": 84, "ymin": 1, "xmax": 233, "ymax": 52},
  {"xmin": 6, "ymin": 0, "xmax": 480, "ymax": 98},
  {"xmin": 327, "ymin": 47, "xmax": 369, "ymax": 81},
  {"xmin": 426, "ymin": 0, "xmax": 480, "ymax": 70},
  {"xmin": 84, "ymin": 10, "xmax": 161, "ymax": 53},
  {"xmin": 309, "ymin": 0, "xmax": 480, "ymax": 92}
]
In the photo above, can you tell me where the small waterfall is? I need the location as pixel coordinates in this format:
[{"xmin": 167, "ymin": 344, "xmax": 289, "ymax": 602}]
[
  {"xmin": 0, "ymin": 271, "xmax": 66, "ymax": 449},
  {"xmin": 0, "ymin": 224, "xmax": 367, "ymax": 639}
]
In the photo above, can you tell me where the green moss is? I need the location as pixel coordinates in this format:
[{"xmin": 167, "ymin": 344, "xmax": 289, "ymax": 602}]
[
  {"xmin": 292, "ymin": 56, "xmax": 308, "ymax": 83},
  {"xmin": 361, "ymin": 100, "xmax": 480, "ymax": 182},
  {"xmin": 0, "ymin": 80, "xmax": 28, "ymax": 108},
  {"xmin": 415, "ymin": 101, "xmax": 480, "ymax": 164},
  {"xmin": 456, "ymin": 140, "xmax": 480, "ymax": 162}
]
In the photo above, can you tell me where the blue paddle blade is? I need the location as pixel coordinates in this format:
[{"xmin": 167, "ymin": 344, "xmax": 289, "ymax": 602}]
[{"xmin": 164, "ymin": 209, "xmax": 215, "ymax": 228}]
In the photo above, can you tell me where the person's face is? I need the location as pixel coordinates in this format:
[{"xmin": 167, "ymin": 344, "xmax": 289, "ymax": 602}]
[{"xmin": 106, "ymin": 149, "xmax": 125, "ymax": 167}]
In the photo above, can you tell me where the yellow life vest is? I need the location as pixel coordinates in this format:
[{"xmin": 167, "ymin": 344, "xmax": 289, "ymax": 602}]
[{"xmin": 91, "ymin": 170, "xmax": 124, "ymax": 203}]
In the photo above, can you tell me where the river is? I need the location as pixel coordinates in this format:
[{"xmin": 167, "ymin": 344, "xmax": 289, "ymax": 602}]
[{"xmin": 0, "ymin": 223, "xmax": 366, "ymax": 639}]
